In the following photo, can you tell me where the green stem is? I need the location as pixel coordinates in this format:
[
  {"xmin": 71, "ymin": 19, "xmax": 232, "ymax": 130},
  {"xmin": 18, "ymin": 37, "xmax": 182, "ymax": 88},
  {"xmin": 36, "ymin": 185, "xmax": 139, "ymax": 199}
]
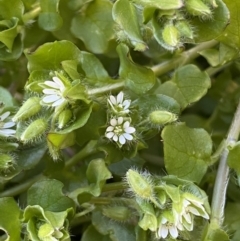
[
  {"xmin": 22, "ymin": 5, "xmax": 41, "ymax": 24},
  {"xmin": 102, "ymin": 182, "xmax": 126, "ymax": 192},
  {"xmin": 211, "ymin": 99, "xmax": 240, "ymax": 226},
  {"xmin": 87, "ymin": 81, "xmax": 124, "ymax": 96},
  {"xmin": 151, "ymin": 40, "xmax": 218, "ymax": 76}
]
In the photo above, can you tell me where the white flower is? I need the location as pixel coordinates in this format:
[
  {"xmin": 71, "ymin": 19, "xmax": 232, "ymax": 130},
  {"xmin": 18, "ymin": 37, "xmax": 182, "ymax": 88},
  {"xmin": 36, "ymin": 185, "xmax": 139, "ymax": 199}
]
[
  {"xmin": 158, "ymin": 216, "xmax": 179, "ymax": 239},
  {"xmin": 41, "ymin": 76, "xmax": 67, "ymax": 107},
  {"xmin": 0, "ymin": 111, "xmax": 16, "ymax": 137},
  {"xmin": 105, "ymin": 117, "xmax": 136, "ymax": 145},
  {"xmin": 108, "ymin": 92, "xmax": 131, "ymax": 115},
  {"xmin": 178, "ymin": 194, "xmax": 209, "ymax": 231}
]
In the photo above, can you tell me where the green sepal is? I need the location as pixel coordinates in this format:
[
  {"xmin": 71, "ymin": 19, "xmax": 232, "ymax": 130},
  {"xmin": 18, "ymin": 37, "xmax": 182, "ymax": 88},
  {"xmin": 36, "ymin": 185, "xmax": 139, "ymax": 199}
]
[
  {"xmin": 113, "ymin": 0, "xmax": 147, "ymax": 51},
  {"xmin": 155, "ymin": 184, "xmax": 181, "ymax": 203},
  {"xmin": 0, "ymin": 140, "xmax": 18, "ymax": 152},
  {"xmin": 47, "ymin": 132, "xmax": 75, "ymax": 151},
  {"xmin": 69, "ymin": 159, "xmax": 112, "ymax": 204},
  {"xmin": 117, "ymin": 44, "xmax": 155, "ymax": 94},
  {"xmin": 162, "ymin": 123, "xmax": 212, "ymax": 183},
  {"xmin": 0, "ymin": 197, "xmax": 21, "ymax": 241},
  {"xmin": 185, "ymin": 0, "xmax": 212, "ymax": 17}
]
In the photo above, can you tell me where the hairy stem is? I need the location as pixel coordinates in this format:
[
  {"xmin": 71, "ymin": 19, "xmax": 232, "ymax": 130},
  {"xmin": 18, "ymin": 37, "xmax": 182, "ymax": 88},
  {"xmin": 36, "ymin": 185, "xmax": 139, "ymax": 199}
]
[
  {"xmin": 151, "ymin": 40, "xmax": 218, "ymax": 76},
  {"xmin": 211, "ymin": 99, "xmax": 240, "ymax": 226}
]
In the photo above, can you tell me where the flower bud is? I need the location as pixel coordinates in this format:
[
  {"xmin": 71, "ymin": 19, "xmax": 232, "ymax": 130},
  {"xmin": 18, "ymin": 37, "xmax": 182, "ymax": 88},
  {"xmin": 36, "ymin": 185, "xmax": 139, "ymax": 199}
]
[
  {"xmin": 13, "ymin": 97, "xmax": 42, "ymax": 122},
  {"xmin": 162, "ymin": 24, "xmax": 180, "ymax": 48},
  {"xmin": 126, "ymin": 169, "xmax": 154, "ymax": 200},
  {"xmin": 175, "ymin": 20, "xmax": 194, "ymax": 40},
  {"xmin": 20, "ymin": 119, "xmax": 48, "ymax": 143},
  {"xmin": 185, "ymin": 0, "xmax": 212, "ymax": 18},
  {"xmin": 102, "ymin": 206, "xmax": 131, "ymax": 222},
  {"xmin": 149, "ymin": 110, "xmax": 178, "ymax": 125},
  {"xmin": 58, "ymin": 109, "xmax": 72, "ymax": 129},
  {"xmin": 0, "ymin": 153, "xmax": 15, "ymax": 172}
]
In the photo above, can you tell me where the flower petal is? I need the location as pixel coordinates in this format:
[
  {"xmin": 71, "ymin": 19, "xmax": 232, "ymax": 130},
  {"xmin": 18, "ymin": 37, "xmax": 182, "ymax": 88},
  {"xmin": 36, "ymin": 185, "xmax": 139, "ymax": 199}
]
[
  {"xmin": 123, "ymin": 100, "xmax": 131, "ymax": 109},
  {"xmin": 42, "ymin": 95, "xmax": 61, "ymax": 103},
  {"xmin": 160, "ymin": 226, "xmax": 168, "ymax": 239},
  {"xmin": 117, "ymin": 92, "xmax": 123, "ymax": 104},
  {"xmin": 124, "ymin": 126, "xmax": 135, "ymax": 134},
  {"xmin": 3, "ymin": 122, "xmax": 15, "ymax": 128},
  {"xmin": 106, "ymin": 126, "xmax": 114, "ymax": 132},
  {"xmin": 0, "ymin": 129, "xmax": 16, "ymax": 135},
  {"xmin": 117, "ymin": 117, "xmax": 123, "ymax": 125},
  {"xmin": 43, "ymin": 89, "xmax": 59, "ymax": 94},
  {"xmin": 106, "ymin": 132, "xmax": 114, "ymax": 139},
  {"xmin": 169, "ymin": 225, "xmax": 178, "ymax": 238},
  {"xmin": 52, "ymin": 98, "xmax": 65, "ymax": 107},
  {"xmin": 52, "ymin": 76, "xmax": 65, "ymax": 90},
  {"xmin": 123, "ymin": 133, "xmax": 133, "ymax": 140},
  {"xmin": 109, "ymin": 95, "xmax": 117, "ymax": 105},
  {"xmin": 110, "ymin": 118, "xmax": 117, "ymax": 126},
  {"xmin": 0, "ymin": 111, "xmax": 10, "ymax": 121},
  {"xmin": 123, "ymin": 121, "xmax": 130, "ymax": 128},
  {"xmin": 44, "ymin": 81, "xmax": 60, "ymax": 89},
  {"xmin": 119, "ymin": 135, "xmax": 126, "ymax": 144},
  {"xmin": 188, "ymin": 206, "xmax": 200, "ymax": 216},
  {"xmin": 113, "ymin": 134, "xmax": 118, "ymax": 142}
]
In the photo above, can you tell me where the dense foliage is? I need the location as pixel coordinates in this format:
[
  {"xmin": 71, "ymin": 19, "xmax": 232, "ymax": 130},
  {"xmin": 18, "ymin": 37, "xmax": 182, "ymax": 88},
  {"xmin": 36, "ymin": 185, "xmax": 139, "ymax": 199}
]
[{"xmin": 0, "ymin": 0, "xmax": 240, "ymax": 240}]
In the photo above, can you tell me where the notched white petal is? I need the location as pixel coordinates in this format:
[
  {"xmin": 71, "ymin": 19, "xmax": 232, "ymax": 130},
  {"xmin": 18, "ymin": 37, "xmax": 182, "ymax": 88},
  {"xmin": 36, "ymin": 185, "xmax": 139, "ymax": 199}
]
[
  {"xmin": 43, "ymin": 95, "xmax": 61, "ymax": 103},
  {"xmin": 106, "ymin": 132, "xmax": 114, "ymax": 139},
  {"xmin": 119, "ymin": 135, "xmax": 126, "ymax": 144},
  {"xmin": 0, "ymin": 111, "xmax": 10, "ymax": 121},
  {"xmin": 110, "ymin": 118, "xmax": 117, "ymax": 126},
  {"xmin": 44, "ymin": 81, "xmax": 59, "ymax": 89}
]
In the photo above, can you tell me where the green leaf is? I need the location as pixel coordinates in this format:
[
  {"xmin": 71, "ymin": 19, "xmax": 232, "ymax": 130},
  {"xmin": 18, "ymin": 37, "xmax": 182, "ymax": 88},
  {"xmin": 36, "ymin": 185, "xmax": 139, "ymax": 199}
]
[
  {"xmin": 199, "ymin": 49, "xmax": 220, "ymax": 67},
  {"xmin": 161, "ymin": 123, "xmax": 212, "ymax": 183},
  {"xmin": 92, "ymin": 211, "xmax": 136, "ymax": 241},
  {"xmin": 134, "ymin": 94, "xmax": 181, "ymax": 117},
  {"xmin": 0, "ymin": 87, "xmax": 14, "ymax": 106},
  {"xmin": 80, "ymin": 51, "xmax": 111, "ymax": 85},
  {"xmin": 17, "ymin": 143, "xmax": 47, "ymax": 170},
  {"xmin": 71, "ymin": 0, "xmax": 114, "ymax": 54},
  {"xmin": 61, "ymin": 60, "xmax": 81, "ymax": 80},
  {"xmin": 25, "ymin": 40, "xmax": 81, "ymax": 72},
  {"xmin": 82, "ymin": 225, "xmax": 112, "ymax": 241},
  {"xmin": 38, "ymin": 0, "xmax": 63, "ymax": 31},
  {"xmin": 217, "ymin": 0, "xmax": 240, "ymax": 49},
  {"xmin": 192, "ymin": 0, "xmax": 229, "ymax": 43},
  {"xmin": 76, "ymin": 104, "xmax": 107, "ymax": 146},
  {"xmin": 134, "ymin": 0, "xmax": 183, "ymax": 10},
  {"xmin": 70, "ymin": 159, "xmax": 112, "ymax": 204},
  {"xmin": 113, "ymin": 0, "xmax": 147, "ymax": 51},
  {"xmin": 27, "ymin": 179, "xmax": 75, "ymax": 212},
  {"xmin": 0, "ymin": 197, "xmax": 21, "ymax": 241},
  {"xmin": 0, "ymin": 0, "xmax": 24, "ymax": 19},
  {"xmin": 157, "ymin": 64, "xmax": 211, "ymax": 109},
  {"xmin": 0, "ymin": 18, "xmax": 19, "ymax": 51},
  {"xmin": 227, "ymin": 142, "xmax": 240, "ymax": 174},
  {"xmin": 117, "ymin": 44, "xmax": 156, "ymax": 94},
  {"xmin": 0, "ymin": 34, "xmax": 23, "ymax": 61}
]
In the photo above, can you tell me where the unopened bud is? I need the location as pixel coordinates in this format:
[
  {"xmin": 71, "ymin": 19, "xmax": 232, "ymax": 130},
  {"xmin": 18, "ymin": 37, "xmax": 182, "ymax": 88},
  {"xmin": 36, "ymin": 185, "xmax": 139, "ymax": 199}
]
[
  {"xmin": 58, "ymin": 109, "xmax": 72, "ymax": 129},
  {"xmin": 13, "ymin": 97, "xmax": 41, "ymax": 122},
  {"xmin": 149, "ymin": 110, "xmax": 178, "ymax": 125},
  {"xmin": 175, "ymin": 20, "xmax": 194, "ymax": 40},
  {"xmin": 185, "ymin": 0, "xmax": 212, "ymax": 17},
  {"xmin": 126, "ymin": 169, "xmax": 154, "ymax": 200},
  {"xmin": 20, "ymin": 119, "xmax": 48, "ymax": 143},
  {"xmin": 162, "ymin": 24, "xmax": 180, "ymax": 48},
  {"xmin": 102, "ymin": 206, "xmax": 131, "ymax": 222}
]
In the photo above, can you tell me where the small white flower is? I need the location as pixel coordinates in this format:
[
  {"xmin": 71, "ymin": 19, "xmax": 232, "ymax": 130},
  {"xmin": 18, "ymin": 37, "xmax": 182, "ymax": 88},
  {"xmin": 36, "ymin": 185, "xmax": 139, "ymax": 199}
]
[
  {"xmin": 108, "ymin": 92, "xmax": 131, "ymax": 115},
  {"xmin": 158, "ymin": 217, "xmax": 179, "ymax": 239},
  {"xmin": 178, "ymin": 194, "xmax": 209, "ymax": 231},
  {"xmin": 0, "ymin": 111, "xmax": 16, "ymax": 137},
  {"xmin": 41, "ymin": 76, "xmax": 67, "ymax": 107},
  {"xmin": 105, "ymin": 117, "xmax": 136, "ymax": 145}
]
